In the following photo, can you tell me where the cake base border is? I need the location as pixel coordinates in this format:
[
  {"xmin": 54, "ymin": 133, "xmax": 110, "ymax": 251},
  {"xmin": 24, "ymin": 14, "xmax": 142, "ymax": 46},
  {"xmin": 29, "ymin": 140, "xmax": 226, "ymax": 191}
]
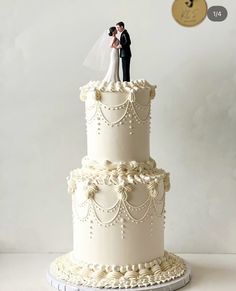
[
  {"xmin": 47, "ymin": 264, "xmax": 190, "ymax": 291},
  {"xmin": 47, "ymin": 252, "xmax": 191, "ymax": 291}
]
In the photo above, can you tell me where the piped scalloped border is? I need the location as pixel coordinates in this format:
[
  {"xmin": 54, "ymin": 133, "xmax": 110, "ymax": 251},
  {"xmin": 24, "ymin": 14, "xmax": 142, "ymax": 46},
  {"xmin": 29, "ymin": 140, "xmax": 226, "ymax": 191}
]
[
  {"xmin": 67, "ymin": 158, "xmax": 170, "ymax": 195},
  {"xmin": 80, "ymin": 79, "xmax": 156, "ymax": 102},
  {"xmin": 49, "ymin": 251, "xmax": 187, "ymax": 289}
]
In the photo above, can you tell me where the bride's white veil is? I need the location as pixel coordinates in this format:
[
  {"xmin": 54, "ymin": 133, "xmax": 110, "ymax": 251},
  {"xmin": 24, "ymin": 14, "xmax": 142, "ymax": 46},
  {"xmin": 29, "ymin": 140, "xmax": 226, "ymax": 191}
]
[{"xmin": 83, "ymin": 30, "xmax": 111, "ymax": 72}]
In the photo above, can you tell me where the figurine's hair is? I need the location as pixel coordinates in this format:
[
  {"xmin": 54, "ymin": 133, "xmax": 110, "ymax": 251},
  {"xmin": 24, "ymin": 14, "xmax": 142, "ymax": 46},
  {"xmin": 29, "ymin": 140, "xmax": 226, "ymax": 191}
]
[
  {"xmin": 108, "ymin": 26, "xmax": 116, "ymax": 36},
  {"xmin": 116, "ymin": 21, "xmax": 125, "ymax": 28}
]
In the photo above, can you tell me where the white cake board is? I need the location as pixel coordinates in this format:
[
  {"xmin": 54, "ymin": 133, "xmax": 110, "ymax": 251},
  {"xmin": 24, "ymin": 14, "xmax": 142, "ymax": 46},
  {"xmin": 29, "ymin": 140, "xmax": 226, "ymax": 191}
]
[{"xmin": 47, "ymin": 264, "xmax": 191, "ymax": 291}]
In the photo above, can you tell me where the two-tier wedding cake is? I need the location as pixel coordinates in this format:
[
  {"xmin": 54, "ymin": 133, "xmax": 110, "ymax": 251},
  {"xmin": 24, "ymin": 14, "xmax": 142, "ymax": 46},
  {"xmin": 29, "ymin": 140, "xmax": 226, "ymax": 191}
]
[{"xmin": 48, "ymin": 79, "xmax": 191, "ymax": 290}]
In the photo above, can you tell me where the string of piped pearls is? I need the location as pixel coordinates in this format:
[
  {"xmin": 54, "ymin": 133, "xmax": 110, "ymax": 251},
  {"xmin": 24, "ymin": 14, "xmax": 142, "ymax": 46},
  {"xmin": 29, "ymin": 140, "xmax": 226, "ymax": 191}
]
[
  {"xmin": 86, "ymin": 94, "xmax": 151, "ymax": 135},
  {"xmin": 72, "ymin": 182, "xmax": 165, "ymax": 227}
]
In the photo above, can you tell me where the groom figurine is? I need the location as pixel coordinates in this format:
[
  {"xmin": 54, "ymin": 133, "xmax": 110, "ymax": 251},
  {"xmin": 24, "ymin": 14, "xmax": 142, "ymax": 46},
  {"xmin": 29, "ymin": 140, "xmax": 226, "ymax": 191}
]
[{"xmin": 116, "ymin": 21, "xmax": 131, "ymax": 82}]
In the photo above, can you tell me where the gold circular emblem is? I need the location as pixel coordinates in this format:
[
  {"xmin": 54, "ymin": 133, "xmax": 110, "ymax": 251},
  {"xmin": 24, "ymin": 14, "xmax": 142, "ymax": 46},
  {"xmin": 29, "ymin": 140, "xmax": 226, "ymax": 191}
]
[{"xmin": 172, "ymin": 0, "xmax": 208, "ymax": 27}]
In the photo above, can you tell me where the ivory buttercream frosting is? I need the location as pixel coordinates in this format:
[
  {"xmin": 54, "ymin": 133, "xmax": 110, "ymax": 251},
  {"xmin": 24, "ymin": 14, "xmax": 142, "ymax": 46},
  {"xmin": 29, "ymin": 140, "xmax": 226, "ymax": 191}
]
[{"xmin": 48, "ymin": 80, "xmax": 189, "ymax": 289}]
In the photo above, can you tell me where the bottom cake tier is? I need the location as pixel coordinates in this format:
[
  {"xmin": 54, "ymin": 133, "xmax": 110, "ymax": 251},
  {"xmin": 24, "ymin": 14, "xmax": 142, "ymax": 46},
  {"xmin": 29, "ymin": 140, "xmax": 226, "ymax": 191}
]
[{"xmin": 49, "ymin": 251, "xmax": 189, "ymax": 289}]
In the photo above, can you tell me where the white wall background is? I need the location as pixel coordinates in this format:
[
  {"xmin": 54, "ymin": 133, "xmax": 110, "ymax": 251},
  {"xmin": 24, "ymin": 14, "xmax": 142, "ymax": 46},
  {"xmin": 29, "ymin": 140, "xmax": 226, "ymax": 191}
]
[{"xmin": 0, "ymin": 0, "xmax": 235, "ymax": 254}]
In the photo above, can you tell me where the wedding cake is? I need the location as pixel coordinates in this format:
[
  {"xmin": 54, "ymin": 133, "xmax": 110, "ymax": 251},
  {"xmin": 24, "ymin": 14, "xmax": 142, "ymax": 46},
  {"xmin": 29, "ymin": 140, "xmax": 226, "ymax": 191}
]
[{"xmin": 48, "ymin": 79, "xmax": 191, "ymax": 290}]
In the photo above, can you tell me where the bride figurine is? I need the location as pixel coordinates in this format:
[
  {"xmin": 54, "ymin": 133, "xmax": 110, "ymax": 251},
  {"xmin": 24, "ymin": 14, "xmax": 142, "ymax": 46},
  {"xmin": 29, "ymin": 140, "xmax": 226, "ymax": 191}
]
[
  {"xmin": 103, "ymin": 27, "xmax": 120, "ymax": 82},
  {"xmin": 83, "ymin": 27, "xmax": 121, "ymax": 82}
]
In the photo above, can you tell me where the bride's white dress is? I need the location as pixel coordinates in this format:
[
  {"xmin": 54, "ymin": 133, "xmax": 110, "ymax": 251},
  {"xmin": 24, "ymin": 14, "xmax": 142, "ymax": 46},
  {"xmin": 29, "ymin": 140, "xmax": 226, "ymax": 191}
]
[{"xmin": 103, "ymin": 38, "xmax": 120, "ymax": 82}]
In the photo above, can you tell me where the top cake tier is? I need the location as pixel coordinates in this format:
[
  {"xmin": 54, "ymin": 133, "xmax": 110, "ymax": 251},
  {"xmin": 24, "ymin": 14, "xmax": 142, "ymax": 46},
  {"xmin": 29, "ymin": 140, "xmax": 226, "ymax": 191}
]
[{"xmin": 80, "ymin": 80, "xmax": 156, "ymax": 163}]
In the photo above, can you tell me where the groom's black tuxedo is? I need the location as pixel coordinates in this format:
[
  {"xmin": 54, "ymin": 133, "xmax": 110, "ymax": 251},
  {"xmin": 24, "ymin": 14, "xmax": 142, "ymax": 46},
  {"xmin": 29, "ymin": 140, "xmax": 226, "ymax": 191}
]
[{"xmin": 120, "ymin": 29, "xmax": 131, "ymax": 82}]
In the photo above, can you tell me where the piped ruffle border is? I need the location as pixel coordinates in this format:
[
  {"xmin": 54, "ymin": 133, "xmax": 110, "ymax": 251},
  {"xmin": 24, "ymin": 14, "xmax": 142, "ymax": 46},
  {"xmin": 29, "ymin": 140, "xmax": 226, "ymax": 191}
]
[
  {"xmin": 49, "ymin": 251, "xmax": 187, "ymax": 289},
  {"xmin": 80, "ymin": 80, "xmax": 156, "ymax": 102},
  {"xmin": 67, "ymin": 157, "xmax": 170, "ymax": 194}
]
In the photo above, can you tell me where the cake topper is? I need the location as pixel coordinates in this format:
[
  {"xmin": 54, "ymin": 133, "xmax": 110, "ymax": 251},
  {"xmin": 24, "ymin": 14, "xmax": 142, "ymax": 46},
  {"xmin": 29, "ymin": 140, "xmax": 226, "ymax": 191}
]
[
  {"xmin": 116, "ymin": 21, "xmax": 132, "ymax": 82},
  {"xmin": 103, "ymin": 26, "xmax": 121, "ymax": 82},
  {"xmin": 83, "ymin": 21, "xmax": 132, "ymax": 82}
]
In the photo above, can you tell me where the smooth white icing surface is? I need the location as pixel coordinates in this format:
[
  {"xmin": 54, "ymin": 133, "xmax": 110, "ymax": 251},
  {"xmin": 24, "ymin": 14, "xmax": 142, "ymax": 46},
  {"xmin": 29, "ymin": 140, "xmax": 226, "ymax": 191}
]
[
  {"xmin": 68, "ymin": 80, "xmax": 170, "ymax": 271},
  {"xmin": 80, "ymin": 80, "xmax": 156, "ymax": 162},
  {"xmin": 72, "ymin": 182, "xmax": 165, "ymax": 265}
]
